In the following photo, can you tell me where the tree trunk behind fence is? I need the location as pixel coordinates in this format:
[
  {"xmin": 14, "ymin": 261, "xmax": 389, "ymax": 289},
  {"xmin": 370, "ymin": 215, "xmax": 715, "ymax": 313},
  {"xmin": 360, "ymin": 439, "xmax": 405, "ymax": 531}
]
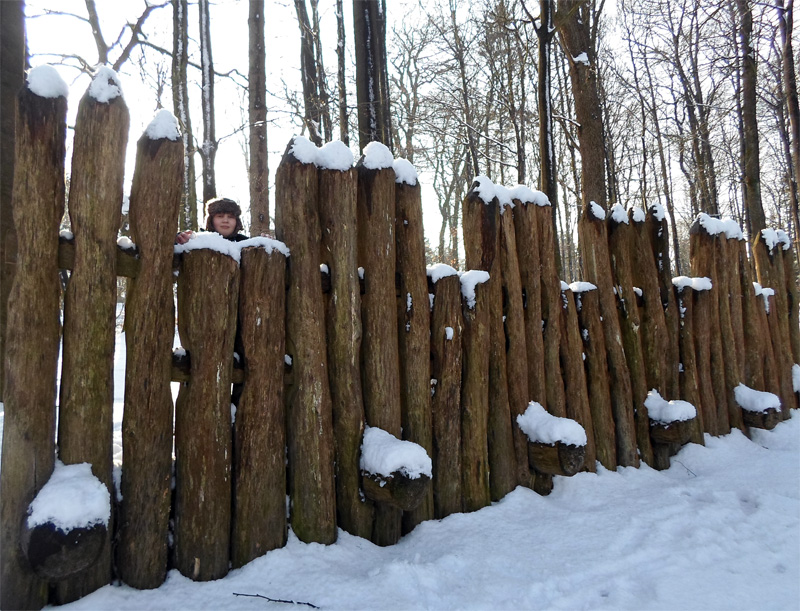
[
  {"xmin": 174, "ymin": 249, "xmax": 238, "ymax": 581},
  {"xmin": 674, "ymin": 286, "xmax": 705, "ymax": 444},
  {"xmin": 460, "ymin": 278, "xmax": 491, "ymax": 511},
  {"xmin": 117, "ymin": 133, "xmax": 183, "ymax": 590},
  {"xmin": 231, "ymin": 246, "xmax": 288, "ymax": 568},
  {"xmin": 395, "ymin": 181, "xmax": 434, "ymax": 532},
  {"xmin": 692, "ymin": 286, "xmax": 718, "ymax": 435},
  {"xmin": 0, "ymin": 87, "xmax": 66, "ymax": 611},
  {"xmin": 429, "ymin": 273, "xmax": 463, "ymax": 518},
  {"xmin": 574, "ymin": 288, "xmax": 617, "ymax": 470},
  {"xmin": 578, "ymin": 206, "xmax": 638, "ymax": 467},
  {"xmin": 714, "ymin": 236, "xmax": 744, "ymax": 432},
  {"xmin": 560, "ymin": 287, "xmax": 596, "ymax": 471},
  {"xmin": 356, "ymin": 162, "xmax": 402, "ymax": 546},
  {"xmin": 462, "ymin": 190, "xmax": 517, "ymax": 500},
  {"xmin": 607, "ymin": 217, "xmax": 653, "ymax": 466},
  {"xmin": 56, "ymin": 90, "xmax": 129, "ymax": 603},
  {"xmin": 500, "ymin": 208, "xmax": 534, "ymax": 487},
  {"xmin": 275, "ymin": 143, "xmax": 337, "ymax": 545},
  {"xmin": 319, "ymin": 166, "xmax": 373, "ymax": 540},
  {"xmin": 782, "ymin": 246, "xmax": 800, "ymax": 370}
]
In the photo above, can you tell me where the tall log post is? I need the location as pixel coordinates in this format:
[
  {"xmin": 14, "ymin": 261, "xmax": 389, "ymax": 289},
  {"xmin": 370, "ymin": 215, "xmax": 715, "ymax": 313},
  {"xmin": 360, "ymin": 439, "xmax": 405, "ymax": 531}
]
[
  {"xmin": 673, "ymin": 284, "xmax": 704, "ymax": 444},
  {"xmin": 395, "ymin": 176, "xmax": 434, "ymax": 531},
  {"xmin": 500, "ymin": 205, "xmax": 533, "ymax": 486},
  {"xmin": 460, "ymin": 272, "xmax": 491, "ymax": 511},
  {"xmin": 762, "ymin": 291, "xmax": 792, "ymax": 419},
  {"xmin": 56, "ymin": 74, "xmax": 129, "ymax": 603},
  {"xmin": 781, "ymin": 244, "xmax": 800, "ymax": 369},
  {"xmin": 735, "ymin": 240, "xmax": 765, "ymax": 390},
  {"xmin": 117, "ymin": 125, "xmax": 183, "ymax": 589},
  {"xmin": 356, "ymin": 156, "xmax": 402, "ymax": 546},
  {"xmin": 428, "ymin": 269, "xmax": 462, "ymax": 518},
  {"xmin": 578, "ymin": 203, "xmax": 638, "ymax": 467},
  {"xmin": 573, "ymin": 285, "xmax": 617, "ymax": 469},
  {"xmin": 231, "ymin": 244, "xmax": 288, "ymax": 567},
  {"xmin": 0, "ymin": 82, "xmax": 66, "ymax": 611},
  {"xmin": 174, "ymin": 248, "xmax": 238, "ymax": 581},
  {"xmin": 462, "ymin": 182, "xmax": 517, "ymax": 499},
  {"xmin": 691, "ymin": 283, "xmax": 719, "ymax": 435},
  {"xmin": 726, "ymin": 236, "xmax": 747, "ymax": 382},
  {"xmin": 318, "ymin": 163, "xmax": 373, "ymax": 539},
  {"xmin": 754, "ymin": 285, "xmax": 782, "ymax": 400},
  {"xmin": 275, "ymin": 139, "xmax": 337, "ymax": 545},
  {"xmin": 607, "ymin": 211, "xmax": 653, "ymax": 466}
]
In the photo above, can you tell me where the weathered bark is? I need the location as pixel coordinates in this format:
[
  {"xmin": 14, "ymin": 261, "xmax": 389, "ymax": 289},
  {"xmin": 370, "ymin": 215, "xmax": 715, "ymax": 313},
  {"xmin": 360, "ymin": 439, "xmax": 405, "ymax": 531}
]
[
  {"xmin": 172, "ymin": 0, "xmax": 197, "ymax": 231},
  {"xmin": 738, "ymin": 244, "xmax": 765, "ymax": 390},
  {"xmin": 395, "ymin": 180, "xmax": 434, "ymax": 531},
  {"xmin": 231, "ymin": 246, "xmax": 288, "ymax": 568},
  {"xmin": 173, "ymin": 249, "xmax": 238, "ymax": 581},
  {"xmin": 578, "ymin": 205, "xmax": 638, "ymax": 467},
  {"xmin": 742, "ymin": 407, "xmax": 781, "ymax": 430},
  {"xmin": 714, "ymin": 235, "xmax": 744, "ymax": 431},
  {"xmin": 0, "ymin": 85, "xmax": 66, "ymax": 611},
  {"xmin": 319, "ymin": 166, "xmax": 373, "ymax": 540},
  {"xmin": 691, "ymin": 285, "xmax": 718, "ymax": 435},
  {"xmin": 249, "ymin": 0, "xmax": 270, "ymax": 234},
  {"xmin": 353, "ymin": 0, "xmax": 391, "ymax": 150},
  {"xmin": 117, "ymin": 132, "xmax": 183, "ymax": 589},
  {"xmin": 779, "ymin": 245, "xmax": 800, "ymax": 372},
  {"xmin": 56, "ymin": 85, "xmax": 129, "ymax": 603},
  {"xmin": 361, "ymin": 472, "xmax": 430, "ymax": 511},
  {"xmin": 527, "ymin": 442, "xmax": 585, "ymax": 477},
  {"xmin": 755, "ymin": 287, "xmax": 782, "ymax": 405},
  {"xmin": 275, "ymin": 140, "xmax": 337, "ymax": 545},
  {"xmin": 198, "ymin": 0, "xmax": 217, "ymax": 203},
  {"xmin": 778, "ymin": 0, "xmax": 800, "ymax": 267},
  {"xmin": 763, "ymin": 291, "xmax": 793, "ymax": 419},
  {"xmin": 428, "ymin": 272, "xmax": 462, "ymax": 518},
  {"xmin": 673, "ymin": 286, "xmax": 705, "ymax": 445},
  {"xmin": 727, "ymin": 237, "xmax": 747, "ymax": 381},
  {"xmin": 336, "ymin": 0, "xmax": 349, "ymax": 144}
]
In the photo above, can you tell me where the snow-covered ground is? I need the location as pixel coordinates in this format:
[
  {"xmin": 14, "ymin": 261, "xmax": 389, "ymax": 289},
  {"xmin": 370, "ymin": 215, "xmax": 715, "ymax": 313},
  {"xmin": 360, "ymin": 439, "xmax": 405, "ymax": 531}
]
[{"xmin": 0, "ymin": 331, "xmax": 798, "ymax": 610}]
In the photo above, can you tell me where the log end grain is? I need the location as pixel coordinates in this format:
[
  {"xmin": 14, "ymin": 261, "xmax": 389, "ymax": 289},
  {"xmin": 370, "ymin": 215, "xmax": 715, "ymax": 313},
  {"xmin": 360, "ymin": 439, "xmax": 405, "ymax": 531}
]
[
  {"xmin": 742, "ymin": 408, "xmax": 782, "ymax": 430},
  {"xmin": 361, "ymin": 471, "xmax": 432, "ymax": 512},
  {"xmin": 22, "ymin": 522, "xmax": 106, "ymax": 581},
  {"xmin": 527, "ymin": 442, "xmax": 586, "ymax": 477}
]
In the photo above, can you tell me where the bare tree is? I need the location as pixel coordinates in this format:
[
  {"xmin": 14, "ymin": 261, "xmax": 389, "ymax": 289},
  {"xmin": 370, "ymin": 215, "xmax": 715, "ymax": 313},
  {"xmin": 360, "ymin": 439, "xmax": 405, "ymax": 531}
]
[
  {"xmin": 173, "ymin": 0, "xmax": 197, "ymax": 231},
  {"xmin": 353, "ymin": 0, "xmax": 392, "ymax": 151},
  {"xmin": 198, "ymin": 0, "xmax": 217, "ymax": 204},
  {"xmin": 249, "ymin": 0, "xmax": 269, "ymax": 234},
  {"xmin": 336, "ymin": 0, "xmax": 350, "ymax": 144}
]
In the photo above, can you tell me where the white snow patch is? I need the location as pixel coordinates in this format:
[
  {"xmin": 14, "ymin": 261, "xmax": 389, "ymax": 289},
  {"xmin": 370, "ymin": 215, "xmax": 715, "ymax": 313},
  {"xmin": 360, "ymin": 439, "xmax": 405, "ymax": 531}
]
[
  {"xmin": 26, "ymin": 65, "xmax": 68, "ymax": 99},
  {"xmin": 570, "ymin": 281, "xmax": 597, "ymax": 293},
  {"xmin": 517, "ymin": 401, "xmax": 587, "ymax": 446},
  {"xmin": 609, "ymin": 204, "xmax": 628, "ymax": 224},
  {"xmin": 631, "ymin": 207, "xmax": 646, "ymax": 223},
  {"xmin": 672, "ymin": 276, "xmax": 712, "ymax": 292},
  {"xmin": 427, "ymin": 263, "xmax": 458, "ymax": 284},
  {"xmin": 460, "ymin": 270, "xmax": 490, "ymax": 308},
  {"xmin": 290, "ymin": 135, "xmax": 318, "ymax": 165},
  {"xmin": 360, "ymin": 426, "xmax": 432, "ymax": 479},
  {"xmin": 649, "ymin": 203, "xmax": 666, "ymax": 222},
  {"xmin": 145, "ymin": 109, "xmax": 180, "ymax": 141},
  {"xmin": 510, "ymin": 185, "xmax": 550, "ymax": 207},
  {"xmin": 362, "ymin": 142, "xmax": 394, "ymax": 170},
  {"xmin": 589, "ymin": 201, "xmax": 605, "ymax": 220},
  {"xmin": 317, "ymin": 140, "xmax": 354, "ymax": 171},
  {"xmin": 471, "ymin": 175, "xmax": 496, "ymax": 205},
  {"xmin": 644, "ymin": 390, "xmax": 696, "ymax": 424},
  {"xmin": 445, "ymin": 326, "xmax": 454, "ymax": 341},
  {"xmin": 734, "ymin": 384, "xmax": 781, "ymax": 413},
  {"xmin": 393, "ymin": 158, "xmax": 418, "ymax": 186},
  {"xmin": 174, "ymin": 231, "xmax": 243, "ymax": 263},
  {"xmin": 27, "ymin": 461, "xmax": 110, "ymax": 532},
  {"xmin": 794, "ymin": 364, "xmax": 800, "ymax": 393},
  {"xmin": 116, "ymin": 236, "xmax": 135, "ymax": 251},
  {"xmin": 88, "ymin": 66, "xmax": 123, "ymax": 103}
]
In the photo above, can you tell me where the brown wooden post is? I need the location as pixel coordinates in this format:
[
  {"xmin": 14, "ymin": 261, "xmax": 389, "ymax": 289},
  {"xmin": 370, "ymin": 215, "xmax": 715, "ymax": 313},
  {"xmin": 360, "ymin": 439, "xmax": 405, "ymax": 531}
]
[
  {"xmin": 735, "ymin": 240, "xmax": 765, "ymax": 390},
  {"xmin": 690, "ymin": 279, "xmax": 719, "ymax": 435},
  {"xmin": 231, "ymin": 243, "xmax": 289, "ymax": 568},
  {"xmin": 173, "ymin": 247, "xmax": 238, "ymax": 581},
  {"xmin": 318, "ymin": 159, "xmax": 373, "ymax": 540},
  {"xmin": 780, "ymin": 239, "xmax": 800, "ymax": 369},
  {"xmin": 606, "ymin": 208, "xmax": 653, "ymax": 466},
  {"xmin": 117, "ymin": 120, "xmax": 183, "ymax": 589},
  {"xmin": 460, "ymin": 271, "xmax": 491, "ymax": 511},
  {"xmin": 672, "ymin": 282, "xmax": 705, "ymax": 444},
  {"xmin": 395, "ymin": 169, "xmax": 434, "ymax": 532},
  {"xmin": 0, "ymin": 78, "xmax": 66, "ymax": 611},
  {"xmin": 572, "ymin": 285, "xmax": 617, "ymax": 470},
  {"xmin": 462, "ymin": 180, "xmax": 516, "ymax": 500},
  {"xmin": 500, "ymin": 204, "xmax": 533, "ymax": 486},
  {"xmin": 559, "ymin": 284, "xmax": 597, "ymax": 471},
  {"xmin": 725, "ymin": 233, "xmax": 747, "ymax": 382},
  {"xmin": 275, "ymin": 138, "xmax": 337, "ymax": 545},
  {"xmin": 753, "ymin": 283, "xmax": 782, "ymax": 400},
  {"xmin": 56, "ymin": 70, "xmax": 129, "ymax": 603},
  {"xmin": 356, "ymin": 150, "xmax": 402, "ymax": 546},
  {"xmin": 578, "ymin": 203, "xmax": 638, "ymax": 467},
  {"xmin": 428, "ymin": 268, "xmax": 463, "ymax": 518}
]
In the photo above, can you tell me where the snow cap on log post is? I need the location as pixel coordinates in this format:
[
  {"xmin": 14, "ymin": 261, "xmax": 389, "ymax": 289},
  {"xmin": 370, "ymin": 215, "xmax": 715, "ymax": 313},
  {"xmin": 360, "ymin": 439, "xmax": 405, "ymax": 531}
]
[
  {"xmin": 517, "ymin": 402, "xmax": 587, "ymax": 480},
  {"xmin": 1, "ymin": 65, "xmax": 67, "ymax": 611},
  {"xmin": 735, "ymin": 383, "xmax": 782, "ymax": 430}
]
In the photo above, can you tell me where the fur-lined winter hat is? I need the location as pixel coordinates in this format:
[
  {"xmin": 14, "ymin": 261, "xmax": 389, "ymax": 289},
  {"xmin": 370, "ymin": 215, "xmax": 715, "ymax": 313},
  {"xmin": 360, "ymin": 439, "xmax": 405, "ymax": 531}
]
[{"xmin": 205, "ymin": 197, "xmax": 243, "ymax": 233}]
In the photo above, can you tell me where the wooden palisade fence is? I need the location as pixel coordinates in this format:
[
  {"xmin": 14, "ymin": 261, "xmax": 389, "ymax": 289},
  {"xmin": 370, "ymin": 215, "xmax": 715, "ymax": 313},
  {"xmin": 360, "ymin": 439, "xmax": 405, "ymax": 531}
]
[{"xmin": 2, "ymin": 71, "xmax": 799, "ymax": 610}]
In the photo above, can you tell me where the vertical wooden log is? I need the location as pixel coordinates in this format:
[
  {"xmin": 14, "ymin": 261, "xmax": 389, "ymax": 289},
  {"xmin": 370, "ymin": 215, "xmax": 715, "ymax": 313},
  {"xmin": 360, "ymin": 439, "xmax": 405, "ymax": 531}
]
[
  {"xmin": 56, "ymin": 70, "xmax": 129, "ymax": 603},
  {"xmin": 275, "ymin": 138, "xmax": 337, "ymax": 545},
  {"xmin": 673, "ymin": 283, "xmax": 704, "ymax": 444},
  {"xmin": 462, "ymin": 180, "xmax": 516, "ymax": 499},
  {"xmin": 428, "ymin": 268, "xmax": 462, "ymax": 518},
  {"xmin": 500, "ymin": 205, "xmax": 533, "ymax": 486},
  {"xmin": 725, "ymin": 234, "xmax": 747, "ymax": 382},
  {"xmin": 780, "ymin": 241, "xmax": 800, "ymax": 369},
  {"xmin": 763, "ymin": 291, "xmax": 792, "ymax": 418},
  {"xmin": 572, "ymin": 285, "xmax": 617, "ymax": 470},
  {"xmin": 559, "ymin": 285, "xmax": 597, "ymax": 471},
  {"xmin": 231, "ymin": 244, "xmax": 288, "ymax": 568},
  {"xmin": 691, "ymin": 282, "xmax": 718, "ymax": 435},
  {"xmin": 755, "ymin": 286, "xmax": 784, "ymax": 406},
  {"xmin": 174, "ymin": 248, "xmax": 238, "ymax": 581},
  {"xmin": 737, "ymin": 241, "xmax": 765, "ymax": 390},
  {"xmin": 356, "ymin": 150, "xmax": 402, "ymax": 546},
  {"xmin": 395, "ymin": 170, "xmax": 434, "ymax": 532},
  {"xmin": 578, "ymin": 203, "xmax": 638, "ymax": 467},
  {"xmin": 117, "ymin": 120, "xmax": 183, "ymax": 589},
  {"xmin": 0, "ymin": 78, "xmax": 66, "ymax": 611},
  {"xmin": 606, "ymin": 209, "xmax": 653, "ymax": 466},
  {"xmin": 460, "ymin": 271, "xmax": 491, "ymax": 511},
  {"xmin": 318, "ymin": 160, "xmax": 373, "ymax": 540}
]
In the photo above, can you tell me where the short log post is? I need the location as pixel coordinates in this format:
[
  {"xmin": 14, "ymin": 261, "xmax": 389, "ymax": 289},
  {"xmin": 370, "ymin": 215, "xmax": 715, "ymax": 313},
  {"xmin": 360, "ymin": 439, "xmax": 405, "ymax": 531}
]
[
  {"xmin": 275, "ymin": 139, "xmax": 337, "ymax": 545},
  {"xmin": 573, "ymin": 286, "xmax": 617, "ymax": 470},
  {"xmin": 672, "ymin": 284, "xmax": 704, "ymax": 444},
  {"xmin": 231, "ymin": 244, "xmax": 288, "ymax": 568},
  {"xmin": 174, "ymin": 249, "xmax": 238, "ymax": 581},
  {"xmin": 462, "ymin": 183, "xmax": 517, "ymax": 500},
  {"xmin": 318, "ymin": 163, "xmax": 373, "ymax": 540},
  {"xmin": 763, "ymin": 290, "xmax": 794, "ymax": 418},
  {"xmin": 56, "ymin": 75, "xmax": 129, "ymax": 603},
  {"xmin": 0, "ymin": 83, "xmax": 66, "ymax": 611},
  {"xmin": 726, "ymin": 236, "xmax": 747, "ymax": 382},
  {"xmin": 428, "ymin": 269, "xmax": 463, "ymax": 518},
  {"xmin": 395, "ymin": 177, "xmax": 434, "ymax": 532},
  {"xmin": 754, "ymin": 286, "xmax": 782, "ymax": 401},
  {"xmin": 117, "ymin": 127, "xmax": 183, "ymax": 589},
  {"xmin": 607, "ymin": 211, "xmax": 653, "ymax": 465},
  {"xmin": 356, "ymin": 155, "xmax": 403, "ymax": 546},
  {"xmin": 691, "ymin": 282, "xmax": 719, "ymax": 435},
  {"xmin": 559, "ymin": 285, "xmax": 596, "ymax": 471},
  {"xmin": 500, "ymin": 206, "xmax": 534, "ymax": 486},
  {"xmin": 460, "ymin": 272, "xmax": 491, "ymax": 512},
  {"xmin": 578, "ymin": 203, "xmax": 639, "ymax": 467}
]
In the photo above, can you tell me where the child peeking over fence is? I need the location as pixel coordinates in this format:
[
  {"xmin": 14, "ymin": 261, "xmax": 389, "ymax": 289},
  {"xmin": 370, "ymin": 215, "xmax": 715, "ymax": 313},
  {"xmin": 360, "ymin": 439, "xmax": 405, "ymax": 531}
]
[{"xmin": 176, "ymin": 196, "xmax": 249, "ymax": 244}]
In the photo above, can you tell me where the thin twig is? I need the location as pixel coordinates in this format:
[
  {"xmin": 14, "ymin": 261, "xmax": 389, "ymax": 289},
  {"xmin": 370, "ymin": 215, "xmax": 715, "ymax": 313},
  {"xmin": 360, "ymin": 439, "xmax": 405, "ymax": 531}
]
[{"xmin": 232, "ymin": 592, "xmax": 320, "ymax": 609}]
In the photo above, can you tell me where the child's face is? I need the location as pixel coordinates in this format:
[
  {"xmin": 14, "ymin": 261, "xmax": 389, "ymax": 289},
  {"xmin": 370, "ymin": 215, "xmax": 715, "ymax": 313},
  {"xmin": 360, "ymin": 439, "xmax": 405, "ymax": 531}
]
[{"xmin": 212, "ymin": 212, "xmax": 237, "ymax": 237}]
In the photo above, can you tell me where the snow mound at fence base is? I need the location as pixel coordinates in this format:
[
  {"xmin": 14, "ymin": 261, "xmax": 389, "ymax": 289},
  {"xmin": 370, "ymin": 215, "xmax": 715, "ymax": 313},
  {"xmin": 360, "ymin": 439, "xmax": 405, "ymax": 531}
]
[
  {"xmin": 734, "ymin": 383, "xmax": 782, "ymax": 413},
  {"xmin": 27, "ymin": 461, "xmax": 110, "ymax": 532},
  {"xmin": 360, "ymin": 426, "xmax": 432, "ymax": 480},
  {"xmin": 517, "ymin": 401, "xmax": 587, "ymax": 446}
]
